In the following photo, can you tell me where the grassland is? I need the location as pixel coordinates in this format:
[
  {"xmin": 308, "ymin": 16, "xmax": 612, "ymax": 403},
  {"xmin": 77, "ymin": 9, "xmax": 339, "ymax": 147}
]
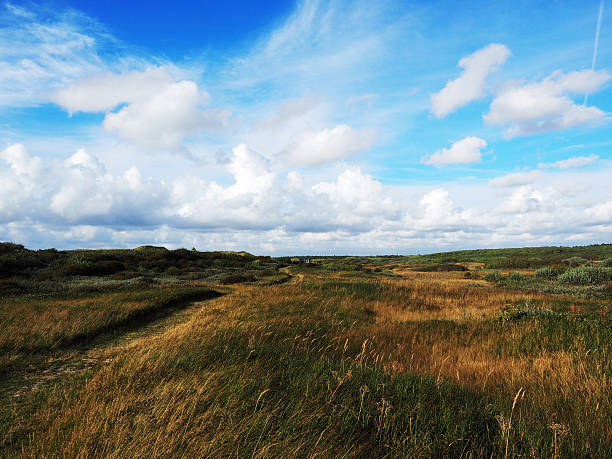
[{"xmin": 0, "ymin": 243, "xmax": 610, "ymax": 457}]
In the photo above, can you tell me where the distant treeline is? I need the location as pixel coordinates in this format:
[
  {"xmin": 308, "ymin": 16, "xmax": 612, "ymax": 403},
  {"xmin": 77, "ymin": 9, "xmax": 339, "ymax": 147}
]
[{"xmin": 0, "ymin": 242, "xmax": 281, "ymax": 284}]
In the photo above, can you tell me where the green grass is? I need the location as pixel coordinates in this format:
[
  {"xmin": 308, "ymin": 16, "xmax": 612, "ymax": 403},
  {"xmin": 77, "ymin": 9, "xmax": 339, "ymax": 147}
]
[
  {"xmin": 0, "ymin": 286, "xmax": 220, "ymax": 380},
  {"xmin": 1, "ymin": 243, "xmax": 611, "ymax": 457}
]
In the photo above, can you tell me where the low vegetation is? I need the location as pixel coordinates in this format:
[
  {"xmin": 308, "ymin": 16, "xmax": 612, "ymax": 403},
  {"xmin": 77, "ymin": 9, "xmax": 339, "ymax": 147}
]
[{"xmin": 0, "ymin": 243, "xmax": 610, "ymax": 457}]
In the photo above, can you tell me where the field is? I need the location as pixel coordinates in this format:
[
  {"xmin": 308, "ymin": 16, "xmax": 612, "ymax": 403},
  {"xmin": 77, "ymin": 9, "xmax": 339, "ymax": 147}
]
[{"xmin": 1, "ymin": 243, "xmax": 611, "ymax": 457}]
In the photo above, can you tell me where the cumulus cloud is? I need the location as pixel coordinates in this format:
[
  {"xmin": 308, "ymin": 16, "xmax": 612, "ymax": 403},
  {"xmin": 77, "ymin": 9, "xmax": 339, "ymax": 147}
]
[
  {"xmin": 485, "ymin": 69, "xmax": 611, "ymax": 137},
  {"xmin": 585, "ymin": 200, "xmax": 612, "ymax": 223},
  {"xmin": 488, "ymin": 170, "xmax": 543, "ymax": 187},
  {"xmin": 421, "ymin": 136, "xmax": 487, "ymax": 167},
  {"xmin": 286, "ymin": 124, "xmax": 374, "ymax": 167},
  {"xmin": 539, "ymin": 154, "xmax": 599, "ymax": 169},
  {"xmin": 0, "ymin": 143, "xmax": 42, "ymax": 176},
  {"xmin": 102, "ymin": 80, "xmax": 230, "ymax": 151},
  {"xmin": 169, "ymin": 143, "xmax": 279, "ymax": 229},
  {"xmin": 0, "ymin": 144, "xmax": 165, "ymax": 225},
  {"xmin": 0, "ymin": 144, "xmax": 43, "ymax": 221},
  {"xmin": 313, "ymin": 167, "xmax": 397, "ymax": 222},
  {"xmin": 49, "ymin": 149, "xmax": 165, "ymax": 224},
  {"xmin": 501, "ymin": 186, "xmax": 545, "ymax": 213},
  {"xmin": 430, "ymin": 43, "xmax": 510, "ymax": 118},
  {"xmin": 51, "ymin": 67, "xmax": 175, "ymax": 114},
  {"xmin": 418, "ymin": 188, "xmax": 455, "ymax": 224},
  {"xmin": 410, "ymin": 188, "xmax": 480, "ymax": 231},
  {"xmin": 2, "ymin": 142, "xmax": 612, "ymax": 254},
  {"xmin": 51, "ymin": 67, "xmax": 231, "ymax": 151}
]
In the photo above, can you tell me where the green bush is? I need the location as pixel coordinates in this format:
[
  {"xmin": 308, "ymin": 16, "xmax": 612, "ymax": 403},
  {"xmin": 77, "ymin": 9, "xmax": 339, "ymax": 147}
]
[
  {"xmin": 534, "ymin": 266, "xmax": 562, "ymax": 279},
  {"xmin": 563, "ymin": 256, "xmax": 589, "ymax": 267},
  {"xmin": 484, "ymin": 272, "xmax": 502, "ymax": 282},
  {"xmin": 557, "ymin": 266, "xmax": 611, "ymax": 285},
  {"xmin": 508, "ymin": 271, "xmax": 525, "ymax": 281},
  {"xmin": 600, "ymin": 257, "xmax": 612, "ymax": 267},
  {"xmin": 497, "ymin": 301, "xmax": 555, "ymax": 321},
  {"xmin": 485, "ymin": 257, "xmax": 546, "ymax": 269},
  {"xmin": 220, "ymin": 273, "xmax": 257, "ymax": 284},
  {"xmin": 414, "ymin": 264, "xmax": 468, "ymax": 272}
]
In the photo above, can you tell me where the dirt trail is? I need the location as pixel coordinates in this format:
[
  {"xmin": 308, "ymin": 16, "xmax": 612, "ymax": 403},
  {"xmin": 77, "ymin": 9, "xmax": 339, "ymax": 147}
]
[{"xmin": 4, "ymin": 295, "xmax": 223, "ymax": 401}]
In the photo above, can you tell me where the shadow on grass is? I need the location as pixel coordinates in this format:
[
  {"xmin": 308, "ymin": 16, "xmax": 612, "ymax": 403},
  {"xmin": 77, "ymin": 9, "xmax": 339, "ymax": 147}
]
[
  {"xmin": 0, "ymin": 288, "xmax": 224, "ymax": 381},
  {"xmin": 58, "ymin": 289, "xmax": 223, "ymax": 350}
]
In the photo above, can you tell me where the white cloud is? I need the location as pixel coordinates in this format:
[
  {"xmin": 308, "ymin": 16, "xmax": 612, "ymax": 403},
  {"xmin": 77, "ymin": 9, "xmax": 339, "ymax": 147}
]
[
  {"xmin": 286, "ymin": 124, "xmax": 374, "ymax": 167},
  {"xmin": 49, "ymin": 149, "xmax": 165, "ymax": 223},
  {"xmin": 0, "ymin": 143, "xmax": 42, "ymax": 176},
  {"xmin": 2, "ymin": 142, "xmax": 612, "ymax": 253},
  {"xmin": 225, "ymin": 0, "xmax": 401, "ymax": 92},
  {"xmin": 485, "ymin": 69, "xmax": 611, "ymax": 137},
  {"xmin": 313, "ymin": 167, "xmax": 396, "ymax": 220},
  {"xmin": 0, "ymin": 4, "xmax": 110, "ymax": 107},
  {"xmin": 418, "ymin": 188, "xmax": 454, "ymax": 224},
  {"xmin": 64, "ymin": 148, "xmax": 106, "ymax": 174},
  {"xmin": 102, "ymin": 79, "xmax": 228, "ymax": 151},
  {"xmin": 501, "ymin": 186, "xmax": 545, "ymax": 213},
  {"xmin": 169, "ymin": 144, "xmax": 279, "ymax": 228},
  {"xmin": 585, "ymin": 200, "xmax": 612, "ymax": 223},
  {"xmin": 0, "ymin": 144, "xmax": 42, "ymax": 221},
  {"xmin": 430, "ymin": 43, "xmax": 510, "ymax": 118},
  {"xmin": 539, "ymin": 154, "xmax": 599, "ymax": 169},
  {"xmin": 51, "ymin": 67, "xmax": 175, "ymax": 114},
  {"xmin": 51, "ymin": 67, "xmax": 232, "ymax": 151},
  {"xmin": 421, "ymin": 136, "xmax": 487, "ymax": 167},
  {"xmin": 488, "ymin": 170, "xmax": 543, "ymax": 187},
  {"xmin": 245, "ymin": 95, "xmax": 325, "ymax": 157}
]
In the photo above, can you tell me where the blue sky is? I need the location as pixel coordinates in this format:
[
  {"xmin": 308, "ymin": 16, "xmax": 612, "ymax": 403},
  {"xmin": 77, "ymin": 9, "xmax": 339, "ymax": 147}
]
[{"xmin": 1, "ymin": 0, "xmax": 611, "ymax": 254}]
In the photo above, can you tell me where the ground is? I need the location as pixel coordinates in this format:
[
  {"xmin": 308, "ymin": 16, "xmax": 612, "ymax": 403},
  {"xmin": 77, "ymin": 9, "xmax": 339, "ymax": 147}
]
[{"xmin": 0, "ymin": 245, "xmax": 610, "ymax": 457}]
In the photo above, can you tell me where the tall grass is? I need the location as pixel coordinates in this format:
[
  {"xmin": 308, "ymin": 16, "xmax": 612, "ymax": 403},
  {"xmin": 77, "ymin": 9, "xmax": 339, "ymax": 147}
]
[
  {"xmin": 1, "ymin": 269, "xmax": 609, "ymax": 457},
  {"xmin": 0, "ymin": 286, "xmax": 219, "ymax": 380}
]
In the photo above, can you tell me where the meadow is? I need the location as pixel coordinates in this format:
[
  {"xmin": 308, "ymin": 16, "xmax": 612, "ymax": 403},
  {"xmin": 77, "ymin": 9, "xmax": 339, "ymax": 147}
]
[{"xmin": 0, "ymin": 243, "xmax": 610, "ymax": 457}]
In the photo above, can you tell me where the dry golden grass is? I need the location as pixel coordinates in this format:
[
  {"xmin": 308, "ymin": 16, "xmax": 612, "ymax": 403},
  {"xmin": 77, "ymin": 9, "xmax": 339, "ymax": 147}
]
[{"xmin": 1, "ymin": 270, "xmax": 610, "ymax": 457}]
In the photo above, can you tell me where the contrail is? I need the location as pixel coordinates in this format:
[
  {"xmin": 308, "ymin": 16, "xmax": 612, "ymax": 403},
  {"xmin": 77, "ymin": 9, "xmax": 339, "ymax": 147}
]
[
  {"xmin": 585, "ymin": 0, "xmax": 605, "ymax": 104},
  {"xmin": 592, "ymin": 0, "xmax": 605, "ymax": 69}
]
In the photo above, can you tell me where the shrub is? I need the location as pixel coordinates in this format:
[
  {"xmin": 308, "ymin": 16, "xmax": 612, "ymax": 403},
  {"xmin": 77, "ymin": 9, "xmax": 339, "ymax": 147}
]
[
  {"xmin": 534, "ymin": 266, "xmax": 561, "ymax": 279},
  {"xmin": 90, "ymin": 260, "xmax": 126, "ymax": 275},
  {"xmin": 497, "ymin": 301, "xmax": 555, "ymax": 321},
  {"xmin": 557, "ymin": 266, "xmax": 611, "ymax": 285},
  {"xmin": 600, "ymin": 257, "xmax": 612, "ymax": 267},
  {"xmin": 110, "ymin": 271, "xmax": 141, "ymax": 280},
  {"xmin": 414, "ymin": 264, "xmax": 468, "ymax": 272},
  {"xmin": 220, "ymin": 273, "xmax": 257, "ymax": 284},
  {"xmin": 484, "ymin": 272, "xmax": 502, "ymax": 282},
  {"xmin": 563, "ymin": 256, "xmax": 589, "ymax": 267},
  {"xmin": 0, "ymin": 242, "xmax": 25, "ymax": 254},
  {"xmin": 165, "ymin": 266, "xmax": 181, "ymax": 276},
  {"xmin": 508, "ymin": 271, "xmax": 525, "ymax": 281},
  {"xmin": 0, "ymin": 279, "xmax": 26, "ymax": 295},
  {"xmin": 485, "ymin": 257, "xmax": 545, "ymax": 269}
]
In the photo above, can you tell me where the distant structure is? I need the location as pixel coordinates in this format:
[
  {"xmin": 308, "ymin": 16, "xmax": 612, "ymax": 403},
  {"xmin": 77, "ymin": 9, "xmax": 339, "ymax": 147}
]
[{"xmin": 298, "ymin": 256, "xmax": 312, "ymax": 263}]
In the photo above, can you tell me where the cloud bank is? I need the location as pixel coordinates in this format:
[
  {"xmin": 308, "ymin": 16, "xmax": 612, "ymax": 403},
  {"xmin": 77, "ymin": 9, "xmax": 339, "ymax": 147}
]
[{"xmin": 2, "ymin": 143, "xmax": 611, "ymax": 254}]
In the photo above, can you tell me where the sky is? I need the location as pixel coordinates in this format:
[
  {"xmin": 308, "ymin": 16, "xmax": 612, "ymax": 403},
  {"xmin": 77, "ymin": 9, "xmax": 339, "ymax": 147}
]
[{"xmin": 0, "ymin": 0, "xmax": 611, "ymax": 255}]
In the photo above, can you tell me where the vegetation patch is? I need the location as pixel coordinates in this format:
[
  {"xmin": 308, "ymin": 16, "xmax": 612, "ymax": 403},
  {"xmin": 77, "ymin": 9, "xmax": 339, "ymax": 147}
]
[
  {"xmin": 557, "ymin": 265, "xmax": 611, "ymax": 285},
  {"xmin": 1, "ymin": 242, "xmax": 610, "ymax": 457},
  {"xmin": 411, "ymin": 263, "xmax": 469, "ymax": 272}
]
